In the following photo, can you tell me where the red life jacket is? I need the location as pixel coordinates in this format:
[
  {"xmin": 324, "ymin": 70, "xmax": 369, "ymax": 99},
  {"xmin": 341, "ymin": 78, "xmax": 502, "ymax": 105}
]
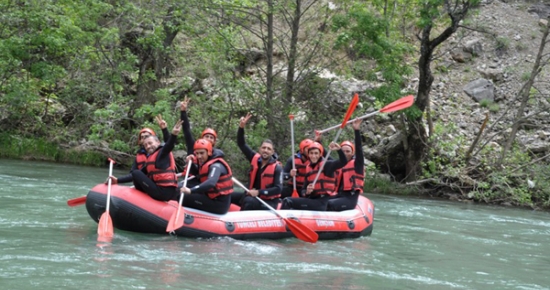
[
  {"xmin": 287, "ymin": 154, "xmax": 307, "ymax": 188},
  {"xmin": 135, "ymin": 151, "xmax": 148, "ymax": 169},
  {"xmin": 305, "ymin": 158, "xmax": 337, "ymax": 196},
  {"xmin": 144, "ymin": 149, "xmax": 177, "ymax": 187},
  {"xmin": 249, "ymin": 154, "xmax": 280, "ymax": 200},
  {"xmin": 198, "ymin": 157, "xmax": 234, "ymax": 199},
  {"xmin": 335, "ymin": 158, "xmax": 364, "ymax": 194}
]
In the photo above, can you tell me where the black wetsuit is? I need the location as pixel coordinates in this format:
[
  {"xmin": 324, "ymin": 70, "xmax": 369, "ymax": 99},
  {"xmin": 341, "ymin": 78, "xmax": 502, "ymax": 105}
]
[
  {"xmin": 327, "ymin": 129, "xmax": 365, "ymax": 211},
  {"xmin": 281, "ymin": 153, "xmax": 306, "ymax": 199},
  {"xmin": 180, "ymin": 151, "xmax": 232, "ymax": 215},
  {"xmin": 118, "ymin": 133, "xmax": 178, "ymax": 201},
  {"xmin": 281, "ymin": 149, "xmax": 347, "ymax": 211},
  {"xmin": 179, "ymin": 110, "xmax": 223, "ymax": 188},
  {"xmin": 230, "ymin": 127, "xmax": 282, "ymax": 210}
]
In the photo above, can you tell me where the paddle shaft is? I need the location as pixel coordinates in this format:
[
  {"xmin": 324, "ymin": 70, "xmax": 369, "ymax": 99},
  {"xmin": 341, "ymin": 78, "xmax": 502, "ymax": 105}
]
[
  {"xmin": 318, "ymin": 95, "xmax": 414, "ymax": 134},
  {"xmin": 311, "ymin": 129, "xmax": 343, "ymax": 186},
  {"xmin": 289, "ymin": 115, "xmax": 297, "ymax": 191},
  {"xmin": 105, "ymin": 159, "xmax": 114, "ymax": 214},
  {"xmin": 232, "ymin": 177, "xmax": 319, "ymax": 243},
  {"xmin": 318, "ymin": 111, "xmax": 379, "ymax": 134},
  {"xmin": 174, "ymin": 160, "xmax": 192, "ymax": 222},
  {"xmin": 232, "ymin": 178, "xmax": 283, "ymax": 219}
]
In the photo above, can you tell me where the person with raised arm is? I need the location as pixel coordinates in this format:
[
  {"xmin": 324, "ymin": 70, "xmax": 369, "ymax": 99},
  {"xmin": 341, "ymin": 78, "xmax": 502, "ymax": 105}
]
[
  {"xmin": 327, "ymin": 118, "xmax": 365, "ymax": 211},
  {"xmin": 231, "ymin": 113, "xmax": 283, "ymax": 210},
  {"xmin": 106, "ymin": 120, "xmax": 182, "ymax": 202},
  {"xmin": 131, "ymin": 114, "xmax": 170, "ymax": 172},
  {"xmin": 281, "ymin": 141, "xmax": 347, "ymax": 211}
]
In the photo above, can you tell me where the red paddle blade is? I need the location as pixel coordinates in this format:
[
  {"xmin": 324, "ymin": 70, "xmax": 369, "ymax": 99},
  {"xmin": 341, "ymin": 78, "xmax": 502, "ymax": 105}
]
[
  {"xmin": 285, "ymin": 218, "xmax": 318, "ymax": 243},
  {"xmin": 67, "ymin": 196, "xmax": 86, "ymax": 207},
  {"xmin": 166, "ymin": 209, "xmax": 184, "ymax": 232},
  {"xmin": 291, "ymin": 189, "xmax": 299, "ymax": 198},
  {"xmin": 380, "ymin": 95, "xmax": 414, "ymax": 113},
  {"xmin": 340, "ymin": 93, "xmax": 360, "ymax": 128},
  {"xmin": 97, "ymin": 212, "xmax": 113, "ymax": 242}
]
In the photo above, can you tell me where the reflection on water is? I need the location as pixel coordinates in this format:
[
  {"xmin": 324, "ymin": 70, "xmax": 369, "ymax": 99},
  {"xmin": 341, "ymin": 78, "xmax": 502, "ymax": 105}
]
[{"xmin": 1, "ymin": 159, "xmax": 550, "ymax": 289}]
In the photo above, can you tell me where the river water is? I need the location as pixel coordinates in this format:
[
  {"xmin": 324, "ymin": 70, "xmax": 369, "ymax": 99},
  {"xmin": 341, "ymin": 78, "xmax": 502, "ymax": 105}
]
[{"xmin": 1, "ymin": 159, "xmax": 549, "ymax": 289}]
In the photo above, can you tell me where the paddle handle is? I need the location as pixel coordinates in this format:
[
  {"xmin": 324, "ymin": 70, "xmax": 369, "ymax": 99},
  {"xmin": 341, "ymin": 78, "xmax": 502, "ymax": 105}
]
[
  {"xmin": 232, "ymin": 177, "xmax": 283, "ymax": 219},
  {"xmin": 289, "ymin": 114, "xmax": 297, "ymax": 191}
]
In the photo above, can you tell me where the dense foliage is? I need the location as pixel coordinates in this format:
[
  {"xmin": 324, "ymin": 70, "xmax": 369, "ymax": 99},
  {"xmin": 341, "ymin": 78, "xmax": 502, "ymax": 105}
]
[{"xmin": 1, "ymin": 0, "xmax": 549, "ymax": 209}]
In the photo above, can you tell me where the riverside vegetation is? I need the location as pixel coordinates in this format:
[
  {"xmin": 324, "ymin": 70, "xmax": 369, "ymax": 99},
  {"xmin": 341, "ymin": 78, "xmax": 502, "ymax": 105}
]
[{"xmin": 1, "ymin": 0, "xmax": 550, "ymax": 209}]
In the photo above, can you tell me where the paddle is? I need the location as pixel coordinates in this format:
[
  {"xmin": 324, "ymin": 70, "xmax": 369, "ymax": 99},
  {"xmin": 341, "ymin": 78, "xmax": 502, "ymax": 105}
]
[
  {"xmin": 66, "ymin": 173, "xmax": 190, "ymax": 207},
  {"xmin": 97, "ymin": 158, "xmax": 115, "ymax": 242},
  {"xmin": 67, "ymin": 196, "xmax": 87, "ymax": 207},
  {"xmin": 317, "ymin": 94, "xmax": 415, "ymax": 134},
  {"xmin": 312, "ymin": 93, "xmax": 359, "ymax": 186},
  {"xmin": 166, "ymin": 159, "xmax": 193, "ymax": 232},
  {"xmin": 232, "ymin": 177, "xmax": 318, "ymax": 243},
  {"xmin": 289, "ymin": 114, "xmax": 299, "ymax": 198}
]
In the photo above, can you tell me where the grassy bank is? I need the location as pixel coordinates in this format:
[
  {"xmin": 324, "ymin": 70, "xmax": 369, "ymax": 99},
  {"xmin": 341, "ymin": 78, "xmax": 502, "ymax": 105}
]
[{"xmin": 0, "ymin": 133, "xmax": 105, "ymax": 167}]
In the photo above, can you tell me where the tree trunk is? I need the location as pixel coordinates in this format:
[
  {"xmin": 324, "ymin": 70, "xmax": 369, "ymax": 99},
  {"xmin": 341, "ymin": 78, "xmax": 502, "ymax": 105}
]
[
  {"xmin": 405, "ymin": 1, "xmax": 472, "ymax": 181},
  {"xmin": 498, "ymin": 17, "xmax": 550, "ymax": 166},
  {"xmin": 283, "ymin": 0, "xmax": 302, "ymax": 106}
]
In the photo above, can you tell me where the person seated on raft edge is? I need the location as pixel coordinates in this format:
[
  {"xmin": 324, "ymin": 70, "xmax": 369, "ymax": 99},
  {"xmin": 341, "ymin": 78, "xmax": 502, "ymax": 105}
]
[
  {"xmin": 327, "ymin": 118, "xmax": 365, "ymax": 212},
  {"xmin": 106, "ymin": 120, "xmax": 183, "ymax": 202},
  {"xmin": 281, "ymin": 131, "xmax": 325, "ymax": 199},
  {"xmin": 178, "ymin": 96, "xmax": 224, "ymax": 188},
  {"xmin": 281, "ymin": 138, "xmax": 310, "ymax": 199},
  {"xmin": 281, "ymin": 141, "xmax": 347, "ymax": 211},
  {"xmin": 178, "ymin": 138, "xmax": 233, "ymax": 215},
  {"xmin": 230, "ymin": 113, "xmax": 283, "ymax": 211},
  {"xmin": 131, "ymin": 114, "xmax": 170, "ymax": 172}
]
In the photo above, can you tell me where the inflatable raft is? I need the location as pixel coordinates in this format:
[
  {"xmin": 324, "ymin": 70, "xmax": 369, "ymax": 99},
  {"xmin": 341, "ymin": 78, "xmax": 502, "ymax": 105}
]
[{"xmin": 85, "ymin": 184, "xmax": 374, "ymax": 240}]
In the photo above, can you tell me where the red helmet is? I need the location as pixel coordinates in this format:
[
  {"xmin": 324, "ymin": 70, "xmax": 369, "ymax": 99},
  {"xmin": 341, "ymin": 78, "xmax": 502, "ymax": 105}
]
[
  {"xmin": 194, "ymin": 138, "xmax": 213, "ymax": 156},
  {"xmin": 308, "ymin": 142, "xmax": 324, "ymax": 156},
  {"xmin": 138, "ymin": 128, "xmax": 156, "ymax": 144},
  {"xmin": 299, "ymin": 139, "xmax": 313, "ymax": 155},
  {"xmin": 340, "ymin": 140, "xmax": 355, "ymax": 154},
  {"xmin": 201, "ymin": 128, "xmax": 217, "ymax": 140}
]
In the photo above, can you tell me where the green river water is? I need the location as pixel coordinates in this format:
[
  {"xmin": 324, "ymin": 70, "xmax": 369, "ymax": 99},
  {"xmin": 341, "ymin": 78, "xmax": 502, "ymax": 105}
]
[{"xmin": 0, "ymin": 159, "xmax": 549, "ymax": 290}]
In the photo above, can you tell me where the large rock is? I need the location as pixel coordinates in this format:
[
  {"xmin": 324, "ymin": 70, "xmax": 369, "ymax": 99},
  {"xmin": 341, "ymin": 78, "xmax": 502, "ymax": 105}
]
[
  {"xmin": 463, "ymin": 78, "xmax": 495, "ymax": 102},
  {"xmin": 364, "ymin": 131, "xmax": 407, "ymax": 178}
]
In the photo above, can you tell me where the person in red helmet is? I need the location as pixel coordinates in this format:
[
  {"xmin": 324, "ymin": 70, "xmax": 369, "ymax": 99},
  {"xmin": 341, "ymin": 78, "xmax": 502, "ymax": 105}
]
[
  {"xmin": 281, "ymin": 141, "xmax": 347, "ymax": 211},
  {"xmin": 178, "ymin": 97, "xmax": 225, "ymax": 187},
  {"xmin": 130, "ymin": 114, "xmax": 170, "ymax": 172},
  {"xmin": 230, "ymin": 113, "xmax": 282, "ymax": 211},
  {"xmin": 106, "ymin": 120, "xmax": 182, "ymax": 201},
  {"xmin": 281, "ymin": 138, "xmax": 313, "ymax": 198},
  {"xmin": 179, "ymin": 138, "xmax": 233, "ymax": 214},
  {"xmin": 327, "ymin": 118, "xmax": 365, "ymax": 211},
  {"xmin": 200, "ymin": 127, "xmax": 217, "ymax": 147}
]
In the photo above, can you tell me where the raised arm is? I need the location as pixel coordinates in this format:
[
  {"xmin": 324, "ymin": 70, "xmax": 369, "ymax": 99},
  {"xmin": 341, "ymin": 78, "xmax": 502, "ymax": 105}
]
[
  {"xmin": 323, "ymin": 142, "xmax": 347, "ymax": 175},
  {"xmin": 155, "ymin": 114, "xmax": 169, "ymax": 143},
  {"xmin": 179, "ymin": 97, "xmax": 196, "ymax": 154},
  {"xmin": 237, "ymin": 113, "xmax": 256, "ymax": 161}
]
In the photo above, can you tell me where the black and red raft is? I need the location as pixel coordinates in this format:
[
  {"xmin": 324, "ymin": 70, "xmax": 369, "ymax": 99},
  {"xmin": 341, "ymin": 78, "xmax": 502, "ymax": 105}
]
[{"xmin": 85, "ymin": 184, "xmax": 374, "ymax": 240}]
